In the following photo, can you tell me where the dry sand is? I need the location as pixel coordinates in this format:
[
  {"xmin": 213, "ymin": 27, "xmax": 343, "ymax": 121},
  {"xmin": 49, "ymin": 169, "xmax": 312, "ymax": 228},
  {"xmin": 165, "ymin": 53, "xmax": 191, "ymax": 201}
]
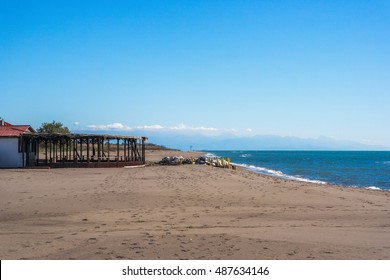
[{"xmin": 0, "ymin": 150, "xmax": 389, "ymax": 260}]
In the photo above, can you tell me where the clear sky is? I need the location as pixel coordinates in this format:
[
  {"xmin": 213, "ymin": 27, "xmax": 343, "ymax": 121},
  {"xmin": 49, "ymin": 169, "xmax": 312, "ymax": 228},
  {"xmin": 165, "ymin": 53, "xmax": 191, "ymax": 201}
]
[{"xmin": 1, "ymin": 0, "xmax": 390, "ymax": 148}]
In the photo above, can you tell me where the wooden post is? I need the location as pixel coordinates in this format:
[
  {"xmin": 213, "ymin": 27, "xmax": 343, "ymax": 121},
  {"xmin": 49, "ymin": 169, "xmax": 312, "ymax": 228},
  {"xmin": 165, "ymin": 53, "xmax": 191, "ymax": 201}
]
[
  {"xmin": 60, "ymin": 139, "xmax": 63, "ymax": 163},
  {"xmin": 142, "ymin": 137, "xmax": 146, "ymax": 163},
  {"xmin": 134, "ymin": 141, "xmax": 138, "ymax": 161},
  {"xmin": 54, "ymin": 140, "xmax": 57, "ymax": 162},
  {"xmin": 117, "ymin": 138, "xmax": 119, "ymax": 162},
  {"xmin": 86, "ymin": 137, "xmax": 90, "ymax": 163},
  {"xmin": 127, "ymin": 139, "xmax": 130, "ymax": 161},
  {"xmin": 107, "ymin": 138, "xmax": 110, "ymax": 162},
  {"xmin": 92, "ymin": 139, "xmax": 95, "ymax": 161},
  {"xmin": 97, "ymin": 137, "xmax": 101, "ymax": 163},
  {"xmin": 80, "ymin": 137, "xmax": 83, "ymax": 162},
  {"xmin": 74, "ymin": 138, "xmax": 78, "ymax": 162},
  {"xmin": 65, "ymin": 139, "xmax": 68, "ymax": 160},
  {"xmin": 36, "ymin": 138, "xmax": 40, "ymax": 166},
  {"xmin": 131, "ymin": 139, "xmax": 134, "ymax": 161},
  {"xmin": 45, "ymin": 139, "xmax": 48, "ymax": 165},
  {"xmin": 56, "ymin": 140, "xmax": 58, "ymax": 162},
  {"xmin": 59, "ymin": 140, "xmax": 61, "ymax": 162},
  {"xmin": 102, "ymin": 137, "xmax": 105, "ymax": 161},
  {"xmin": 123, "ymin": 139, "xmax": 127, "ymax": 161},
  {"xmin": 49, "ymin": 139, "xmax": 52, "ymax": 163}
]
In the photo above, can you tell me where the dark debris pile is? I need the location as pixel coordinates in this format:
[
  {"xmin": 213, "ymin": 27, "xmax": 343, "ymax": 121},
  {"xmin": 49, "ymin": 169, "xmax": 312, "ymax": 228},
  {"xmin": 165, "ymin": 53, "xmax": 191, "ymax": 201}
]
[
  {"xmin": 159, "ymin": 156, "xmax": 207, "ymax": 165},
  {"xmin": 158, "ymin": 156, "xmax": 235, "ymax": 169}
]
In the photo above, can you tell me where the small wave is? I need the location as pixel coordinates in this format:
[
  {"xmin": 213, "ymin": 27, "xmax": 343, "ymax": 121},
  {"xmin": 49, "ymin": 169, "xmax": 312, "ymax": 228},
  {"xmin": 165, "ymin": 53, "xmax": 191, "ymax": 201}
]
[
  {"xmin": 239, "ymin": 153, "xmax": 251, "ymax": 158},
  {"xmin": 203, "ymin": 153, "xmax": 218, "ymax": 158},
  {"xmin": 366, "ymin": 186, "xmax": 382, "ymax": 190},
  {"xmin": 375, "ymin": 161, "xmax": 390, "ymax": 165},
  {"xmin": 235, "ymin": 163, "xmax": 327, "ymax": 185}
]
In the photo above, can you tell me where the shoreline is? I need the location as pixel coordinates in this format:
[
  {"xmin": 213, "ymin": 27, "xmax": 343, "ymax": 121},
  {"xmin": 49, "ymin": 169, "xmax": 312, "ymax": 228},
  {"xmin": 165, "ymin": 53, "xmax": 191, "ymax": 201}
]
[
  {"xmin": 236, "ymin": 163, "xmax": 389, "ymax": 192},
  {"xmin": 205, "ymin": 150, "xmax": 390, "ymax": 191},
  {"xmin": 0, "ymin": 149, "xmax": 389, "ymax": 260}
]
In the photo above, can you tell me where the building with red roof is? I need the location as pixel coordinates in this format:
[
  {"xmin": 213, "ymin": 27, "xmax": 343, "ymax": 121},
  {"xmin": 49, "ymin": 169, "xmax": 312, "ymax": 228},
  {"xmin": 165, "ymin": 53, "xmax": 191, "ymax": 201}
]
[{"xmin": 0, "ymin": 120, "xmax": 35, "ymax": 167}]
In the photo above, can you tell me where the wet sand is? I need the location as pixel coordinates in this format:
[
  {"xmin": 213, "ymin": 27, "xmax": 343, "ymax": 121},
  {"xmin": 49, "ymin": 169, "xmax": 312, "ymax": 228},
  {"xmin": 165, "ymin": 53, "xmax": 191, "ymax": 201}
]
[{"xmin": 0, "ymin": 150, "xmax": 389, "ymax": 259}]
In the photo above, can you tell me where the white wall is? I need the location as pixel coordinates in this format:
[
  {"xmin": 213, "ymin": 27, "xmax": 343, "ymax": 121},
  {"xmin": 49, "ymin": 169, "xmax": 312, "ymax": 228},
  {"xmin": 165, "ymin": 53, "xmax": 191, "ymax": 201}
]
[{"xmin": 0, "ymin": 138, "xmax": 22, "ymax": 167}]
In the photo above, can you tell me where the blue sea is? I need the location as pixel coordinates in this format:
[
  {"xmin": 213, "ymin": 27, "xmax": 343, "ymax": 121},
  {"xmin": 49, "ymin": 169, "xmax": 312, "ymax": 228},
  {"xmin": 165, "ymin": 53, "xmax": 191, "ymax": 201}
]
[{"xmin": 205, "ymin": 151, "xmax": 390, "ymax": 191}]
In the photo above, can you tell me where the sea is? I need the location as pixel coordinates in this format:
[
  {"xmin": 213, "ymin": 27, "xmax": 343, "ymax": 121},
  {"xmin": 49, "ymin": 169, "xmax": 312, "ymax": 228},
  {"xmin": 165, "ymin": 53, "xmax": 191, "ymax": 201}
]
[{"xmin": 205, "ymin": 151, "xmax": 390, "ymax": 191}]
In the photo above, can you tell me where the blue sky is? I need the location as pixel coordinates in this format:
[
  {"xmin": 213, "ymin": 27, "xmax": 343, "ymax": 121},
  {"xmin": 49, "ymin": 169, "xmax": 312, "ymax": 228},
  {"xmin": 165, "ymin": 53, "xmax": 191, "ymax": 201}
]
[{"xmin": 1, "ymin": 0, "xmax": 390, "ymax": 148}]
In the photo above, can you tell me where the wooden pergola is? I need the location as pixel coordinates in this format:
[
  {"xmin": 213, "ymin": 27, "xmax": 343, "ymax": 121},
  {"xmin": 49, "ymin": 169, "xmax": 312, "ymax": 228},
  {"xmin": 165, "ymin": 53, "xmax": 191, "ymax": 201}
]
[{"xmin": 20, "ymin": 133, "xmax": 147, "ymax": 168}]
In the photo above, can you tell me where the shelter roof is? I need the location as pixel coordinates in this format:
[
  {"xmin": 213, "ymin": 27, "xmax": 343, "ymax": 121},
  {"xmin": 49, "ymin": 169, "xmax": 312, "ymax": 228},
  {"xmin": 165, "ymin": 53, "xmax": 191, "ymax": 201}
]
[
  {"xmin": 22, "ymin": 133, "xmax": 147, "ymax": 141},
  {"xmin": 0, "ymin": 125, "xmax": 35, "ymax": 137}
]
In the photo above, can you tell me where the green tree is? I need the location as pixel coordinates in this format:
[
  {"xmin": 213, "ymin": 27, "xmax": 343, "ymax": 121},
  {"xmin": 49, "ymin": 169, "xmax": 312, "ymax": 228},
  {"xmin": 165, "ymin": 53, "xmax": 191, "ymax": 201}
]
[{"xmin": 37, "ymin": 121, "xmax": 71, "ymax": 134}]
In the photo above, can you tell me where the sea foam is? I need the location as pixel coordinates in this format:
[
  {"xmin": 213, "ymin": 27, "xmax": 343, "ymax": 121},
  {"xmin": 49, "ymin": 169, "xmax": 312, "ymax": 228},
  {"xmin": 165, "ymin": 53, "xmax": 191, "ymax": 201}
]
[
  {"xmin": 239, "ymin": 153, "xmax": 251, "ymax": 158},
  {"xmin": 366, "ymin": 186, "xmax": 382, "ymax": 190},
  {"xmin": 235, "ymin": 163, "xmax": 327, "ymax": 185},
  {"xmin": 207, "ymin": 150, "xmax": 390, "ymax": 191}
]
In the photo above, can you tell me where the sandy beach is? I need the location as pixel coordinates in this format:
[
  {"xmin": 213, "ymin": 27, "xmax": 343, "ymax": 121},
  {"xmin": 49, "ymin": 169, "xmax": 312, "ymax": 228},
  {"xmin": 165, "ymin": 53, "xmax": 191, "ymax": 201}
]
[{"xmin": 0, "ymin": 150, "xmax": 389, "ymax": 260}]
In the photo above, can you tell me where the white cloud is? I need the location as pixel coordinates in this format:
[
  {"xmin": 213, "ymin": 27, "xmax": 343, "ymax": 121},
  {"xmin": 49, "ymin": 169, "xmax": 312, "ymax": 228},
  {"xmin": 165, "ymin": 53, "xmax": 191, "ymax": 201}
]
[
  {"xmin": 169, "ymin": 123, "xmax": 219, "ymax": 132},
  {"xmin": 170, "ymin": 123, "xmax": 187, "ymax": 130},
  {"xmin": 74, "ymin": 121, "xmax": 80, "ymax": 126},
  {"xmin": 136, "ymin": 125, "xmax": 165, "ymax": 130},
  {"xmin": 136, "ymin": 123, "xmax": 219, "ymax": 134},
  {"xmin": 87, "ymin": 122, "xmax": 133, "ymax": 131},
  {"xmin": 84, "ymin": 122, "xmax": 241, "ymax": 136}
]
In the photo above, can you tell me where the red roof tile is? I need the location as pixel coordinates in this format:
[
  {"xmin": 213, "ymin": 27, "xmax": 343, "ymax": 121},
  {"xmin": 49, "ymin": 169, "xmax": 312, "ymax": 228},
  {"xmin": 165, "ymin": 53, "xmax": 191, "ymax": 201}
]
[{"xmin": 0, "ymin": 125, "xmax": 34, "ymax": 137}]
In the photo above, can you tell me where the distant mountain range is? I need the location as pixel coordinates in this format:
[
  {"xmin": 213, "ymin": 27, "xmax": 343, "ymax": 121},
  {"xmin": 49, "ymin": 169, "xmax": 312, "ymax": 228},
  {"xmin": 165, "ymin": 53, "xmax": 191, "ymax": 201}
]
[
  {"xmin": 74, "ymin": 129, "xmax": 388, "ymax": 151},
  {"xmin": 147, "ymin": 134, "xmax": 387, "ymax": 151}
]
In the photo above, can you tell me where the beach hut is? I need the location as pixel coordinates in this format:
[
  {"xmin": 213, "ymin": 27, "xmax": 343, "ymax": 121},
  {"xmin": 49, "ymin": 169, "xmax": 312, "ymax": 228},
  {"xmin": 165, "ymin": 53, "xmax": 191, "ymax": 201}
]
[
  {"xmin": 22, "ymin": 133, "xmax": 148, "ymax": 168},
  {"xmin": 0, "ymin": 119, "xmax": 148, "ymax": 168},
  {"xmin": 0, "ymin": 120, "xmax": 36, "ymax": 167}
]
